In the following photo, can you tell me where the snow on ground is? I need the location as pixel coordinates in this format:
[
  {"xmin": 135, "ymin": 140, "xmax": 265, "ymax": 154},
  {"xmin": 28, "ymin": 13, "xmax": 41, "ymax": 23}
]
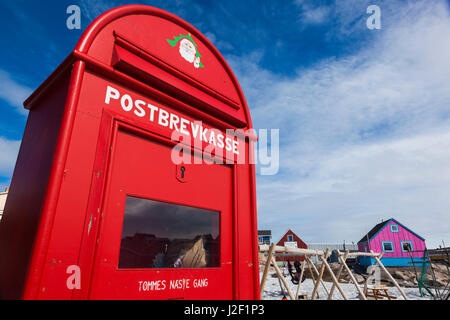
[{"xmin": 260, "ymin": 270, "xmax": 431, "ymax": 300}]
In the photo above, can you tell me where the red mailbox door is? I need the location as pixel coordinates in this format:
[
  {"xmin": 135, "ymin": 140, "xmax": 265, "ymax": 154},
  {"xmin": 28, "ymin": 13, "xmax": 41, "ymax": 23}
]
[{"xmin": 87, "ymin": 124, "xmax": 234, "ymax": 299}]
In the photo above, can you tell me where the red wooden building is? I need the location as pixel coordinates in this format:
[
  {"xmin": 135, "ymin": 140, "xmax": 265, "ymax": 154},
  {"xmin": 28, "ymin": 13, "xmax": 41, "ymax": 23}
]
[{"xmin": 275, "ymin": 229, "xmax": 307, "ymax": 262}]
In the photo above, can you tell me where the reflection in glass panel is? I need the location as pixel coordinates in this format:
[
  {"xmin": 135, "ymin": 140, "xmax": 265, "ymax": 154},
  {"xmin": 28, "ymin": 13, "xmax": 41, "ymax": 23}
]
[{"xmin": 118, "ymin": 196, "xmax": 220, "ymax": 269}]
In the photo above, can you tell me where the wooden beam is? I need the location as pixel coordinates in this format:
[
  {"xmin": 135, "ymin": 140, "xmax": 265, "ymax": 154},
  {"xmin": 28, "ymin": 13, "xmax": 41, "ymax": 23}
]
[
  {"xmin": 295, "ymin": 259, "xmax": 307, "ymax": 300},
  {"xmin": 271, "ymin": 257, "xmax": 295, "ymax": 300},
  {"xmin": 328, "ymin": 250, "xmax": 349, "ymax": 299},
  {"xmin": 337, "ymin": 250, "xmax": 367, "ymax": 300},
  {"xmin": 259, "ymin": 244, "xmax": 324, "ymax": 256},
  {"xmin": 311, "ymin": 249, "xmax": 329, "ymax": 300},
  {"xmin": 277, "ymin": 274, "xmax": 287, "ymax": 297},
  {"xmin": 260, "ymin": 243, "xmax": 275, "ymax": 299},
  {"xmin": 305, "ymin": 257, "xmax": 320, "ymax": 299},
  {"xmin": 340, "ymin": 252, "xmax": 381, "ymax": 257},
  {"xmin": 320, "ymin": 255, "xmax": 348, "ymax": 300},
  {"xmin": 370, "ymin": 250, "xmax": 408, "ymax": 300},
  {"xmin": 305, "ymin": 256, "xmax": 330, "ymax": 296}
]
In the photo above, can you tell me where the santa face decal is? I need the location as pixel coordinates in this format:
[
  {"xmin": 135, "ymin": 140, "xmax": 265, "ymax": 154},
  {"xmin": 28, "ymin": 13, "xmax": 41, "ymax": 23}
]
[
  {"xmin": 167, "ymin": 33, "xmax": 205, "ymax": 69},
  {"xmin": 179, "ymin": 38, "xmax": 196, "ymax": 63},
  {"xmin": 193, "ymin": 57, "xmax": 200, "ymax": 69}
]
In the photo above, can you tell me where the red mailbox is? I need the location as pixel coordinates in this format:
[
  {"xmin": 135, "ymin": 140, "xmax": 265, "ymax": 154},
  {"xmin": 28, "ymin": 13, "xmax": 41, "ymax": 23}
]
[{"xmin": 0, "ymin": 5, "xmax": 259, "ymax": 300}]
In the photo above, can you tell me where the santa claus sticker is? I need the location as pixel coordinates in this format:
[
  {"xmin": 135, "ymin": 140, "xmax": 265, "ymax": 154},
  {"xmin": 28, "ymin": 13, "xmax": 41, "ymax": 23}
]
[{"xmin": 167, "ymin": 33, "xmax": 205, "ymax": 69}]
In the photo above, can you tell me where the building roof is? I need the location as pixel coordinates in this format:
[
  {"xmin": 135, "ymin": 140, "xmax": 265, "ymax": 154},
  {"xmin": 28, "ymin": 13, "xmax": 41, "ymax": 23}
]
[
  {"xmin": 278, "ymin": 229, "xmax": 304, "ymax": 242},
  {"xmin": 258, "ymin": 230, "xmax": 272, "ymax": 236},
  {"xmin": 358, "ymin": 218, "xmax": 425, "ymax": 244},
  {"xmin": 358, "ymin": 220, "xmax": 390, "ymax": 244}
]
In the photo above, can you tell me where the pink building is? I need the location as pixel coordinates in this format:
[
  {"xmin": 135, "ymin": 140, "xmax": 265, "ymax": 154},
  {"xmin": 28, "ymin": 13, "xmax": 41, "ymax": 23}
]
[{"xmin": 357, "ymin": 218, "xmax": 426, "ymax": 267}]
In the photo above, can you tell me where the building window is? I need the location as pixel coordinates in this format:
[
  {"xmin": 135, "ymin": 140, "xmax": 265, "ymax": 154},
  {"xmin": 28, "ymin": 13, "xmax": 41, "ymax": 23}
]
[
  {"xmin": 390, "ymin": 224, "xmax": 399, "ymax": 232},
  {"xmin": 382, "ymin": 241, "xmax": 394, "ymax": 252},
  {"xmin": 258, "ymin": 236, "xmax": 270, "ymax": 244},
  {"xmin": 118, "ymin": 196, "xmax": 220, "ymax": 269},
  {"xmin": 401, "ymin": 241, "xmax": 413, "ymax": 252},
  {"xmin": 287, "ymin": 235, "xmax": 293, "ymax": 242}
]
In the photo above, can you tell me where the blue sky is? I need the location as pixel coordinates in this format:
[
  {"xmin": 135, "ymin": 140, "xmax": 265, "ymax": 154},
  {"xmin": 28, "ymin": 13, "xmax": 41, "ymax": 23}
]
[{"xmin": 1, "ymin": 0, "xmax": 450, "ymax": 248}]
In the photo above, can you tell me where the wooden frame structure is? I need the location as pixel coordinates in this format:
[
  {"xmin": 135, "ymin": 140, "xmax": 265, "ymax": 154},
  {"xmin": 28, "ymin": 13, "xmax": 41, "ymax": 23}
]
[{"xmin": 259, "ymin": 244, "xmax": 409, "ymax": 300}]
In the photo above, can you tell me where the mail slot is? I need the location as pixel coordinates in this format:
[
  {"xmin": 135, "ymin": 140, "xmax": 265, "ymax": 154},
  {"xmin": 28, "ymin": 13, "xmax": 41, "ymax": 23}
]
[{"xmin": 0, "ymin": 5, "xmax": 259, "ymax": 300}]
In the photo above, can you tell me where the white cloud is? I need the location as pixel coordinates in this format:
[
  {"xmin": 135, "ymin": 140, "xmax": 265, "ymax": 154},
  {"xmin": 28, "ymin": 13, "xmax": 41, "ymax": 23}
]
[
  {"xmin": 204, "ymin": 31, "xmax": 234, "ymax": 52},
  {"xmin": 78, "ymin": 0, "xmax": 114, "ymax": 22},
  {"xmin": 0, "ymin": 70, "xmax": 32, "ymax": 115},
  {"xmin": 294, "ymin": 0, "xmax": 335, "ymax": 26},
  {"xmin": 259, "ymin": 129, "xmax": 450, "ymax": 243},
  {"xmin": 300, "ymin": 5, "xmax": 331, "ymax": 24},
  {"xmin": 229, "ymin": 0, "xmax": 450, "ymax": 248},
  {"xmin": 204, "ymin": 31, "xmax": 217, "ymax": 43},
  {"xmin": 0, "ymin": 137, "xmax": 20, "ymax": 177}
]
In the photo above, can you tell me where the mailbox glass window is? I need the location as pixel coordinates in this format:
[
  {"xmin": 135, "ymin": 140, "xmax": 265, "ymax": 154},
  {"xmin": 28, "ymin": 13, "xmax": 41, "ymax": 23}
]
[{"xmin": 118, "ymin": 196, "xmax": 220, "ymax": 269}]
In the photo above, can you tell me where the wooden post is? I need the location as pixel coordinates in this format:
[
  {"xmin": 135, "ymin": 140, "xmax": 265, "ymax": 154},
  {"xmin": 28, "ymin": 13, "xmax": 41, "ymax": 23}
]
[
  {"xmin": 328, "ymin": 250, "xmax": 349, "ymax": 299},
  {"xmin": 271, "ymin": 257, "xmax": 295, "ymax": 300},
  {"xmin": 295, "ymin": 258, "xmax": 307, "ymax": 300},
  {"xmin": 260, "ymin": 243, "xmax": 275, "ymax": 299},
  {"xmin": 370, "ymin": 250, "xmax": 409, "ymax": 300},
  {"xmin": 277, "ymin": 274, "xmax": 287, "ymax": 297},
  {"xmin": 320, "ymin": 255, "xmax": 348, "ymax": 300},
  {"xmin": 305, "ymin": 257, "xmax": 320, "ymax": 299},
  {"xmin": 337, "ymin": 250, "xmax": 367, "ymax": 300},
  {"xmin": 311, "ymin": 249, "xmax": 329, "ymax": 300},
  {"xmin": 305, "ymin": 256, "xmax": 330, "ymax": 296}
]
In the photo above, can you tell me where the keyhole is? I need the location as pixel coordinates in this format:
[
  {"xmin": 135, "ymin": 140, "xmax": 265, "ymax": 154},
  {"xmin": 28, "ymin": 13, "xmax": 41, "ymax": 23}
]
[{"xmin": 180, "ymin": 166, "xmax": 186, "ymax": 178}]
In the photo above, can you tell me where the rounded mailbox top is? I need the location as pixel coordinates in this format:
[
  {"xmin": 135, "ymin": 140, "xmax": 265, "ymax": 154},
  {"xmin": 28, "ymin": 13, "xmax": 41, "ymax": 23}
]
[{"xmin": 74, "ymin": 5, "xmax": 252, "ymax": 128}]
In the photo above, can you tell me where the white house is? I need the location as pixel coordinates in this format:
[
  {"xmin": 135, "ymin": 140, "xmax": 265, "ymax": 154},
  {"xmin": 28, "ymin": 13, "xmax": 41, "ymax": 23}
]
[{"xmin": 0, "ymin": 188, "xmax": 8, "ymax": 221}]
